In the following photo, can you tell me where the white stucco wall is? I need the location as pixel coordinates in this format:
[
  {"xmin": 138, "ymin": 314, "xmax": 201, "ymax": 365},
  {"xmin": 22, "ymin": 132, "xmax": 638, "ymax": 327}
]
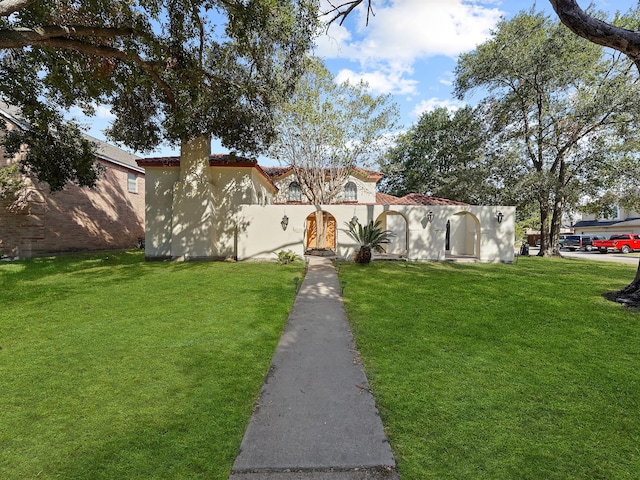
[
  {"xmin": 142, "ymin": 164, "xmax": 515, "ymax": 263},
  {"xmin": 144, "ymin": 167, "xmax": 179, "ymax": 258},
  {"xmin": 271, "ymin": 172, "xmax": 377, "ymax": 204},
  {"xmin": 236, "ymin": 205, "xmax": 515, "ymax": 263}
]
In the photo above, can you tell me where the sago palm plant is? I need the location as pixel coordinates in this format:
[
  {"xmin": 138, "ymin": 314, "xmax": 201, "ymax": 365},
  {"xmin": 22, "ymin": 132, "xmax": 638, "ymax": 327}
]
[{"xmin": 345, "ymin": 219, "xmax": 394, "ymax": 264}]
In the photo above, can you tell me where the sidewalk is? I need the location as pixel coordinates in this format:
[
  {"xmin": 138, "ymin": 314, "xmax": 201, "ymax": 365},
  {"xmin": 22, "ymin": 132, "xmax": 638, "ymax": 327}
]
[{"xmin": 229, "ymin": 257, "xmax": 399, "ymax": 480}]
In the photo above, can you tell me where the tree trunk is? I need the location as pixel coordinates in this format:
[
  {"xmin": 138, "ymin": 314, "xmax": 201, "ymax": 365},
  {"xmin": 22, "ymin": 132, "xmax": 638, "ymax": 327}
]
[
  {"xmin": 170, "ymin": 135, "xmax": 216, "ymax": 260},
  {"xmin": 605, "ymin": 259, "xmax": 640, "ymax": 307},
  {"xmin": 315, "ymin": 210, "xmax": 327, "ymax": 250},
  {"xmin": 537, "ymin": 203, "xmax": 553, "ymax": 256},
  {"xmin": 549, "ymin": 195, "xmax": 564, "ymax": 256},
  {"xmin": 620, "ymin": 261, "xmax": 640, "ymax": 295},
  {"xmin": 356, "ymin": 246, "xmax": 372, "ymax": 264}
]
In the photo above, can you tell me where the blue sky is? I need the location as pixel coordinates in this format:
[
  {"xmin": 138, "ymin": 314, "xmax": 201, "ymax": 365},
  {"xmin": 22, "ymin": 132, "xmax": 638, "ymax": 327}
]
[{"xmin": 78, "ymin": 0, "xmax": 639, "ymax": 165}]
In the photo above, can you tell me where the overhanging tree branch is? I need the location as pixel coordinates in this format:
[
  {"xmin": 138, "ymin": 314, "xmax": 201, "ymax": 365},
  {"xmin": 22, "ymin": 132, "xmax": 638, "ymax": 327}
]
[
  {"xmin": 549, "ymin": 0, "xmax": 640, "ymax": 70},
  {"xmin": 0, "ymin": 0, "xmax": 35, "ymax": 17},
  {"xmin": 0, "ymin": 26, "xmax": 136, "ymax": 48},
  {"xmin": 34, "ymin": 36, "xmax": 176, "ymax": 106},
  {"xmin": 323, "ymin": 0, "xmax": 374, "ymax": 26}
]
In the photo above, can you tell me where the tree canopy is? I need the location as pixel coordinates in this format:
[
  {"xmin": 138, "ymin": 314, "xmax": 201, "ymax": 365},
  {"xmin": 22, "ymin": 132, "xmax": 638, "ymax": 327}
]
[
  {"xmin": 455, "ymin": 9, "xmax": 640, "ymax": 256},
  {"xmin": 268, "ymin": 57, "xmax": 398, "ymax": 205},
  {"xmin": 380, "ymin": 106, "xmax": 497, "ymax": 205},
  {"xmin": 0, "ymin": 0, "xmax": 319, "ymax": 190},
  {"xmin": 549, "ymin": 0, "xmax": 640, "ymax": 304}
]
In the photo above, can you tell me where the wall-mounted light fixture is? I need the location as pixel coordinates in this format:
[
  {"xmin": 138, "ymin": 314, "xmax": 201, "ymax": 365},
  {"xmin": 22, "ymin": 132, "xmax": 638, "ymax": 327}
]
[
  {"xmin": 281, "ymin": 214, "xmax": 289, "ymax": 231},
  {"xmin": 351, "ymin": 215, "xmax": 359, "ymax": 226},
  {"xmin": 426, "ymin": 211, "xmax": 434, "ymax": 223},
  {"xmin": 496, "ymin": 211, "xmax": 504, "ymax": 224}
]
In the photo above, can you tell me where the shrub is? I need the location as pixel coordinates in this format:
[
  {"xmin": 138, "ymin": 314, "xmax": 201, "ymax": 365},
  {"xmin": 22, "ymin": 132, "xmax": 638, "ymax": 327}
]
[{"xmin": 275, "ymin": 249, "xmax": 300, "ymax": 265}]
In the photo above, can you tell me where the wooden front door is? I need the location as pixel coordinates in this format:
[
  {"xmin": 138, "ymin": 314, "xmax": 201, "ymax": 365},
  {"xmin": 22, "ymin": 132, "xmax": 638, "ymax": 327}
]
[{"xmin": 306, "ymin": 212, "xmax": 336, "ymax": 249}]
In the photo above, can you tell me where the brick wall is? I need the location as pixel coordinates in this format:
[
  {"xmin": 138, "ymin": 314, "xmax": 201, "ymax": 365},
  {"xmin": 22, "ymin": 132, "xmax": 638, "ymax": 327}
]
[{"xmin": 1, "ymin": 135, "xmax": 145, "ymax": 258}]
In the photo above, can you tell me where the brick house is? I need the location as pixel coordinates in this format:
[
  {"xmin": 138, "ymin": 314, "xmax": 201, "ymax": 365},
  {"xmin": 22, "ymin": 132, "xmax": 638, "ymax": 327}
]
[{"xmin": 0, "ymin": 104, "xmax": 145, "ymax": 259}]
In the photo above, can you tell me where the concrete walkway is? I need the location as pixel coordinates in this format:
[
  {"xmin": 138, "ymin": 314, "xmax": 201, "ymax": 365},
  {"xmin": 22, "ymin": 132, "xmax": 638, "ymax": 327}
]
[{"xmin": 229, "ymin": 257, "xmax": 399, "ymax": 480}]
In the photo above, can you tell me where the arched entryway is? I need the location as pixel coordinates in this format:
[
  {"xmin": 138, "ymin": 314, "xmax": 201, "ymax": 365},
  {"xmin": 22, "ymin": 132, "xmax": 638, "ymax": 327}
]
[
  {"xmin": 376, "ymin": 211, "xmax": 409, "ymax": 258},
  {"xmin": 447, "ymin": 212, "xmax": 481, "ymax": 260},
  {"xmin": 305, "ymin": 211, "xmax": 337, "ymax": 253}
]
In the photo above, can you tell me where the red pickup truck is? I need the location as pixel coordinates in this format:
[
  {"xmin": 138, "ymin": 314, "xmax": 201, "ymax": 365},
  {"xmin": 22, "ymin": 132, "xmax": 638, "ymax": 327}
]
[{"xmin": 593, "ymin": 234, "xmax": 640, "ymax": 254}]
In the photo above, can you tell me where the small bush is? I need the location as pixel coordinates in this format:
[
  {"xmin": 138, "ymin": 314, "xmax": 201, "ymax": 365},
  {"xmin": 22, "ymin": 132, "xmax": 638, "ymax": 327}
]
[{"xmin": 275, "ymin": 250, "xmax": 300, "ymax": 265}]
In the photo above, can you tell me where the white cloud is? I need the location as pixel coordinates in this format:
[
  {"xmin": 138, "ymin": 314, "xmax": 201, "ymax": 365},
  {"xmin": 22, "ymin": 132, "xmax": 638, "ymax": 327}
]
[
  {"xmin": 321, "ymin": 0, "xmax": 503, "ymax": 65},
  {"xmin": 68, "ymin": 103, "xmax": 115, "ymax": 120},
  {"xmin": 314, "ymin": 22, "xmax": 352, "ymax": 58},
  {"xmin": 317, "ymin": 0, "xmax": 504, "ymax": 97},
  {"xmin": 412, "ymin": 97, "xmax": 466, "ymax": 117},
  {"xmin": 96, "ymin": 105, "xmax": 115, "ymax": 119},
  {"xmin": 335, "ymin": 66, "xmax": 418, "ymax": 95},
  {"xmin": 438, "ymin": 71, "xmax": 455, "ymax": 87}
]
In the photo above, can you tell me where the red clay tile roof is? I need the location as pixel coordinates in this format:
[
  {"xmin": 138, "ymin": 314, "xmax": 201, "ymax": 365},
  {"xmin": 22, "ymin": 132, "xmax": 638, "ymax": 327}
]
[
  {"xmin": 136, "ymin": 155, "xmax": 467, "ymax": 206},
  {"xmin": 136, "ymin": 154, "xmax": 278, "ymax": 192},
  {"xmin": 354, "ymin": 168, "xmax": 384, "ymax": 181},
  {"xmin": 376, "ymin": 192, "xmax": 469, "ymax": 206},
  {"xmin": 136, "ymin": 153, "xmax": 257, "ymax": 167},
  {"xmin": 261, "ymin": 166, "xmax": 294, "ymax": 178},
  {"xmin": 375, "ymin": 192, "xmax": 403, "ymax": 205},
  {"xmin": 261, "ymin": 166, "xmax": 383, "ymax": 182}
]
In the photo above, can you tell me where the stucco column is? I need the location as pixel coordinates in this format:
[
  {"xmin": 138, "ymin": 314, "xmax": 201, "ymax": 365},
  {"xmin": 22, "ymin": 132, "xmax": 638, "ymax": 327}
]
[{"xmin": 170, "ymin": 136, "xmax": 216, "ymax": 260}]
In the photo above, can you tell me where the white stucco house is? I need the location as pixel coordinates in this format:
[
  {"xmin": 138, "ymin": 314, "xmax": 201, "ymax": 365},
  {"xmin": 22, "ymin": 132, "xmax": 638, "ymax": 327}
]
[{"xmin": 136, "ymin": 150, "xmax": 515, "ymax": 263}]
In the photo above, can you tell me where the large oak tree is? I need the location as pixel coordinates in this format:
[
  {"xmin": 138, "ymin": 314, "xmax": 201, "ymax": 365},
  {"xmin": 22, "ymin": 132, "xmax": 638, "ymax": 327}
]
[
  {"xmin": 550, "ymin": 0, "xmax": 640, "ymax": 305},
  {"xmin": 455, "ymin": 9, "xmax": 640, "ymax": 257},
  {"xmin": 0, "ymin": 0, "xmax": 319, "ymax": 190}
]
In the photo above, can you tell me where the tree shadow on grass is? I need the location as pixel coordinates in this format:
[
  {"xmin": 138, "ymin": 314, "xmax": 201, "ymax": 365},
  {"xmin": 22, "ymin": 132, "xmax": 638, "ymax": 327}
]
[{"xmin": 603, "ymin": 290, "xmax": 640, "ymax": 311}]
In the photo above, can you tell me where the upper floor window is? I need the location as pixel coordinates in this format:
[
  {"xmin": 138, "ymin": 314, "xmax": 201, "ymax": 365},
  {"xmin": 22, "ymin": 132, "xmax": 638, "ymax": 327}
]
[
  {"xmin": 344, "ymin": 182, "xmax": 357, "ymax": 202},
  {"xmin": 288, "ymin": 181, "xmax": 302, "ymax": 202},
  {"xmin": 127, "ymin": 173, "xmax": 138, "ymax": 193}
]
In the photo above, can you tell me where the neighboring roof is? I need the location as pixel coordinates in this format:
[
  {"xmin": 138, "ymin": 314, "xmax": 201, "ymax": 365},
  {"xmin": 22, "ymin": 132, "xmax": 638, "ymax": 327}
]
[
  {"xmin": 83, "ymin": 133, "xmax": 143, "ymax": 173},
  {"xmin": 574, "ymin": 217, "xmax": 640, "ymax": 228},
  {"xmin": 137, "ymin": 154, "xmax": 278, "ymax": 193},
  {"xmin": 0, "ymin": 101, "xmax": 143, "ymax": 174},
  {"xmin": 573, "ymin": 220, "xmax": 620, "ymax": 228},
  {"xmin": 376, "ymin": 192, "xmax": 470, "ymax": 206},
  {"xmin": 0, "ymin": 102, "xmax": 26, "ymax": 129},
  {"xmin": 262, "ymin": 166, "xmax": 293, "ymax": 179},
  {"xmin": 262, "ymin": 166, "xmax": 383, "ymax": 182},
  {"xmin": 354, "ymin": 168, "xmax": 384, "ymax": 181},
  {"xmin": 375, "ymin": 192, "xmax": 403, "ymax": 205}
]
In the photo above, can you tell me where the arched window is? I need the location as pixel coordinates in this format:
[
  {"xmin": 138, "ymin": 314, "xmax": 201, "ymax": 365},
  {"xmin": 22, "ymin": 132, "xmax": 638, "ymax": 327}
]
[
  {"xmin": 288, "ymin": 181, "xmax": 302, "ymax": 202},
  {"xmin": 344, "ymin": 182, "xmax": 357, "ymax": 202}
]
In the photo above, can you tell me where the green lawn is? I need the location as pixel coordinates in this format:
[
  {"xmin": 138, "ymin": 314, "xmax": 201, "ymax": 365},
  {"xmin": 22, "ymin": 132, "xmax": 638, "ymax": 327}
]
[
  {"xmin": 0, "ymin": 251, "xmax": 303, "ymax": 480},
  {"xmin": 339, "ymin": 257, "xmax": 640, "ymax": 480}
]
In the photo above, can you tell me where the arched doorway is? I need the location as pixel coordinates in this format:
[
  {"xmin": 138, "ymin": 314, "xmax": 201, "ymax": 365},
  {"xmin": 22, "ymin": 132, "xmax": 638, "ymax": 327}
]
[
  {"xmin": 376, "ymin": 211, "xmax": 409, "ymax": 258},
  {"xmin": 447, "ymin": 212, "xmax": 481, "ymax": 259},
  {"xmin": 305, "ymin": 211, "xmax": 336, "ymax": 252}
]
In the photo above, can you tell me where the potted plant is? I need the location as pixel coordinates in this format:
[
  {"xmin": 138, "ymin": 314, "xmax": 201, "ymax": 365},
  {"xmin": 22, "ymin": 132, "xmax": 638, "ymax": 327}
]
[{"xmin": 345, "ymin": 219, "xmax": 394, "ymax": 264}]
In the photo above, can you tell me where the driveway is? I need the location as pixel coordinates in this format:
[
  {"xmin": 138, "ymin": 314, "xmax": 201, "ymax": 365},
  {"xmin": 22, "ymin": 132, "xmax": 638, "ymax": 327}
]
[{"xmin": 529, "ymin": 247, "xmax": 640, "ymax": 266}]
